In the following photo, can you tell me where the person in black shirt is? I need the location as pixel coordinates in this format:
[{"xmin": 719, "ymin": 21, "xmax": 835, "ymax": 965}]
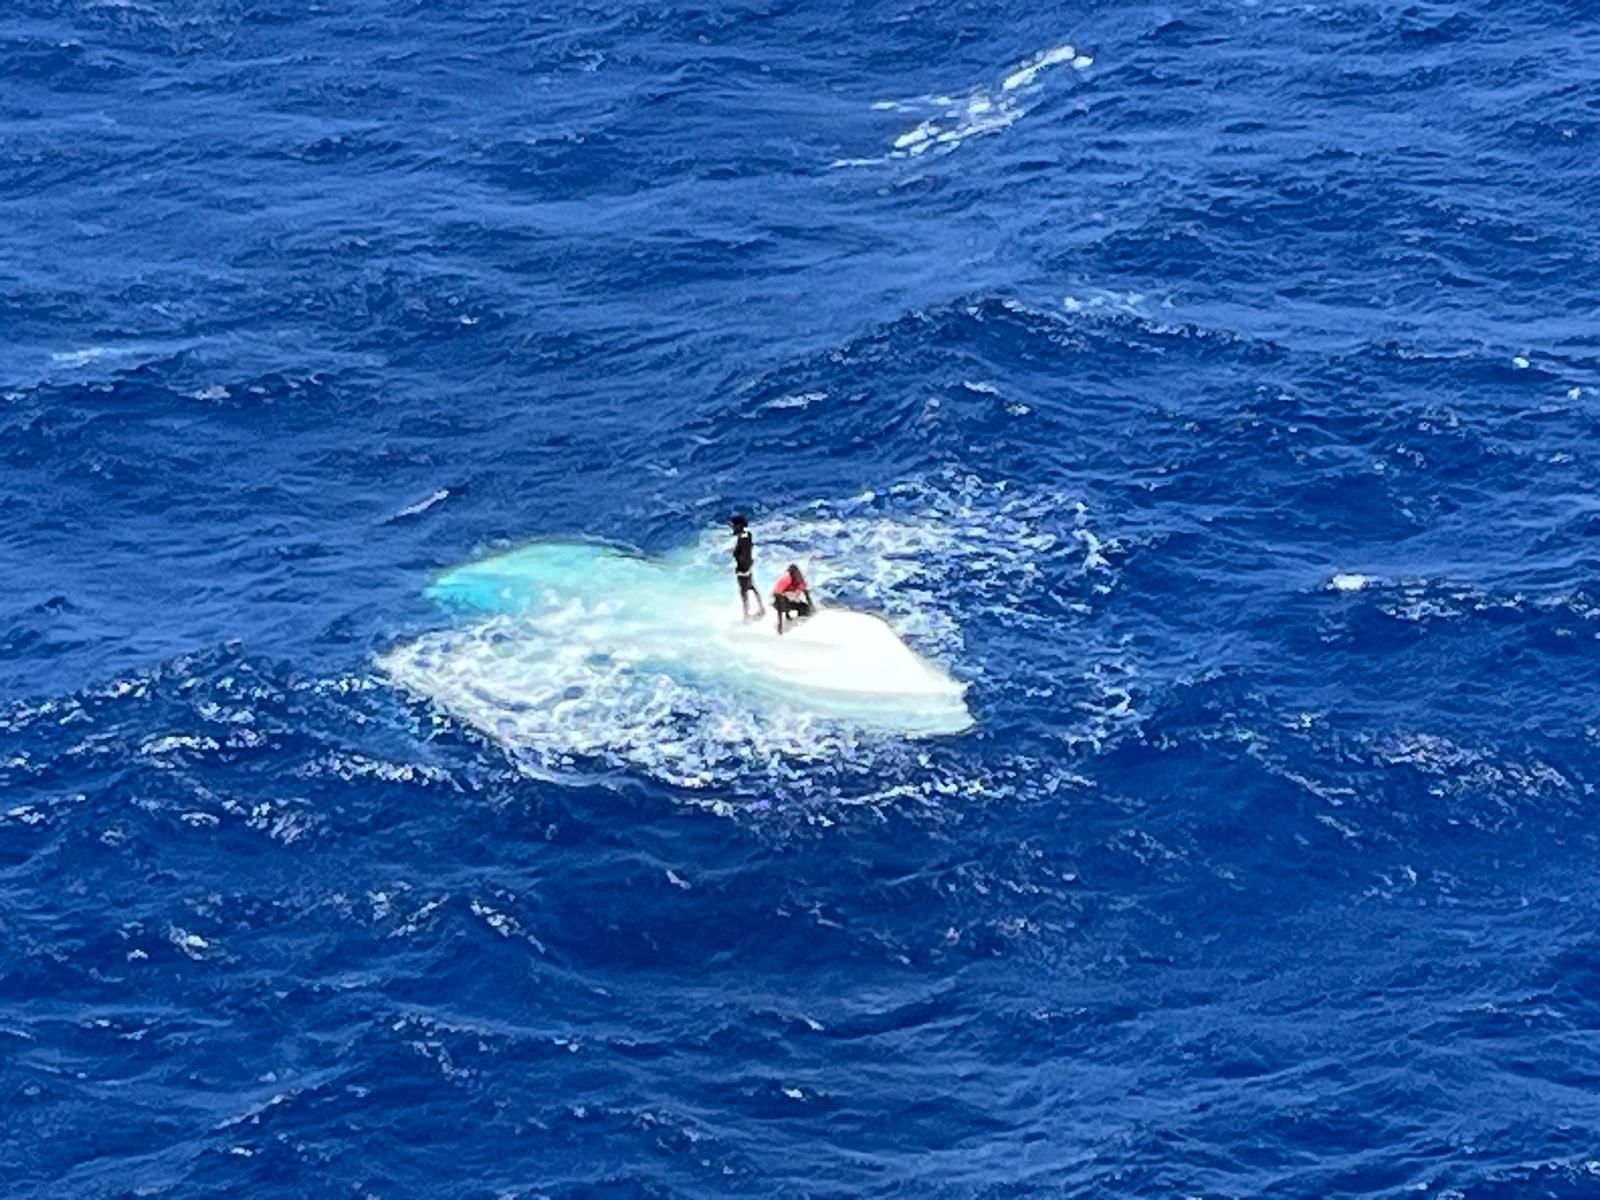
[{"xmin": 729, "ymin": 514, "xmax": 764, "ymax": 619}]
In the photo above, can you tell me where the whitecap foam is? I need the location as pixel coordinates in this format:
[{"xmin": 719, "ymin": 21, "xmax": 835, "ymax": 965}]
[
  {"xmin": 835, "ymin": 40, "xmax": 1093, "ymax": 168},
  {"xmin": 47, "ymin": 340, "xmax": 193, "ymax": 375},
  {"xmin": 1002, "ymin": 44, "xmax": 1079, "ymax": 92},
  {"xmin": 1062, "ymin": 290, "xmax": 1149, "ymax": 317},
  {"xmin": 391, "ymin": 488, "xmax": 451, "ymax": 520},
  {"xmin": 1328, "ymin": 573, "xmax": 1373, "ymax": 592},
  {"xmin": 51, "ymin": 347, "xmax": 116, "ymax": 368}
]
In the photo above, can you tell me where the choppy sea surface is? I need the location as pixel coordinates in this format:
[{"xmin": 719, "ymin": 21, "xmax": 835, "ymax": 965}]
[{"xmin": 5, "ymin": 2, "xmax": 1600, "ymax": 1197}]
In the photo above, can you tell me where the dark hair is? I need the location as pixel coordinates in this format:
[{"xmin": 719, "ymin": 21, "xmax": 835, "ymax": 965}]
[
  {"xmin": 788, "ymin": 563, "xmax": 805, "ymax": 587},
  {"xmin": 729, "ymin": 513, "xmax": 747, "ymax": 530}
]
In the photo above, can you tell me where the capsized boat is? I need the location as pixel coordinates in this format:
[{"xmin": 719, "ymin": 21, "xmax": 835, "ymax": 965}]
[{"xmin": 423, "ymin": 540, "xmax": 972, "ymax": 735}]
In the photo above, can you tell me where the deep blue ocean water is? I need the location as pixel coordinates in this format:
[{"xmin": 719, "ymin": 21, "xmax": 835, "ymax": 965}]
[{"xmin": 5, "ymin": 1, "xmax": 1600, "ymax": 1196}]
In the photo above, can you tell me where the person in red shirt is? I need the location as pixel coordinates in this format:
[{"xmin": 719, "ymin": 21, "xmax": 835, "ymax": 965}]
[{"xmin": 771, "ymin": 563, "xmax": 813, "ymax": 634}]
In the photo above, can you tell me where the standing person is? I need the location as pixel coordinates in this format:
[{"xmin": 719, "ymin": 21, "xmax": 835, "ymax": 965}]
[
  {"xmin": 730, "ymin": 514, "xmax": 764, "ymax": 619},
  {"xmin": 771, "ymin": 562, "xmax": 813, "ymax": 634}
]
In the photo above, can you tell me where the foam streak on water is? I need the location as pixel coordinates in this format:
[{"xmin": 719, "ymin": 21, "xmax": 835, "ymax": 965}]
[{"xmin": 837, "ymin": 40, "xmax": 1094, "ymax": 167}]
